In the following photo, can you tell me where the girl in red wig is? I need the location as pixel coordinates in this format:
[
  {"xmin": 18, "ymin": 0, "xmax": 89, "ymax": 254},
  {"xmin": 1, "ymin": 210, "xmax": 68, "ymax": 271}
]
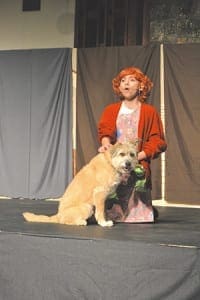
[{"xmin": 98, "ymin": 66, "xmax": 167, "ymax": 223}]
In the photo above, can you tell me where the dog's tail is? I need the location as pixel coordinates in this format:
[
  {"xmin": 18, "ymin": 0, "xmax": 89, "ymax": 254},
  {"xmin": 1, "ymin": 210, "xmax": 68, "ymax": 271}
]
[{"xmin": 23, "ymin": 212, "xmax": 58, "ymax": 223}]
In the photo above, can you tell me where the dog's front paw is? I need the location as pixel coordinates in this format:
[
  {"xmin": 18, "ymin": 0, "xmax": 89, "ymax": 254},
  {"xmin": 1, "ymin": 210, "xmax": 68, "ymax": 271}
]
[{"xmin": 98, "ymin": 220, "xmax": 114, "ymax": 227}]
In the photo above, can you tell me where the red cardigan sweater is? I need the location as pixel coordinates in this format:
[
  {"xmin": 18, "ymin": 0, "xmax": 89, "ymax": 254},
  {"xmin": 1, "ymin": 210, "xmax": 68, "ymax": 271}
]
[{"xmin": 98, "ymin": 102, "xmax": 167, "ymax": 185}]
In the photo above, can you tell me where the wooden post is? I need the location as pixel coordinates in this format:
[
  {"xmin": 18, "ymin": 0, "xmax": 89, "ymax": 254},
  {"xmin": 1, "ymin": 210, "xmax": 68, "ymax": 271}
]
[
  {"xmin": 72, "ymin": 48, "xmax": 77, "ymax": 177},
  {"xmin": 160, "ymin": 43, "xmax": 166, "ymax": 202}
]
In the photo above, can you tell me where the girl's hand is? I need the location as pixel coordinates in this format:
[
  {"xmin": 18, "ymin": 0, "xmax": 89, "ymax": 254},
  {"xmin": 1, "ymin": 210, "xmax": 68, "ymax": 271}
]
[
  {"xmin": 137, "ymin": 151, "xmax": 147, "ymax": 161},
  {"xmin": 98, "ymin": 137, "xmax": 112, "ymax": 153},
  {"xmin": 98, "ymin": 144, "xmax": 111, "ymax": 153}
]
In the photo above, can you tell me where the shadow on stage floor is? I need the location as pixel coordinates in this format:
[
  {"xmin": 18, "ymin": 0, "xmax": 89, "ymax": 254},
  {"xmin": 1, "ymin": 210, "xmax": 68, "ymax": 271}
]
[{"xmin": 0, "ymin": 198, "xmax": 200, "ymax": 300}]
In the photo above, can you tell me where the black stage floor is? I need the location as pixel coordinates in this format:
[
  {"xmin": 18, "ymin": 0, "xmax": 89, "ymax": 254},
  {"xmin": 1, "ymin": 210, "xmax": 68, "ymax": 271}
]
[
  {"xmin": 0, "ymin": 198, "xmax": 199, "ymax": 247},
  {"xmin": 0, "ymin": 198, "xmax": 200, "ymax": 300}
]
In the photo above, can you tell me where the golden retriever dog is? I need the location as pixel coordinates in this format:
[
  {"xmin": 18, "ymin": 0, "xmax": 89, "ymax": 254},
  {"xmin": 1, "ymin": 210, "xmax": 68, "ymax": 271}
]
[{"xmin": 23, "ymin": 142, "xmax": 138, "ymax": 227}]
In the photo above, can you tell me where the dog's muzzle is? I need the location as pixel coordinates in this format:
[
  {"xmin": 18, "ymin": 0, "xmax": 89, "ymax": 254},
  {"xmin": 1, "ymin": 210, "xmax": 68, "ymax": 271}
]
[
  {"xmin": 122, "ymin": 160, "xmax": 134, "ymax": 172},
  {"xmin": 125, "ymin": 161, "xmax": 132, "ymax": 169},
  {"xmin": 119, "ymin": 161, "xmax": 134, "ymax": 183}
]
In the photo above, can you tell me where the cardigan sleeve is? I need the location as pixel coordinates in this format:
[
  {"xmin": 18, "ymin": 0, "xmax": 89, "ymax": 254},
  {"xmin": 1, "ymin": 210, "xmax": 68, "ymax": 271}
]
[
  {"xmin": 98, "ymin": 103, "xmax": 120, "ymax": 144},
  {"xmin": 140, "ymin": 106, "xmax": 167, "ymax": 160}
]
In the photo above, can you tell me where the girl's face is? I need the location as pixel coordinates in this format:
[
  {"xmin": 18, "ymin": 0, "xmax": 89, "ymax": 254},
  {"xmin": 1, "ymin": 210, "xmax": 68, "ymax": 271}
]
[{"xmin": 119, "ymin": 75, "xmax": 140, "ymax": 101}]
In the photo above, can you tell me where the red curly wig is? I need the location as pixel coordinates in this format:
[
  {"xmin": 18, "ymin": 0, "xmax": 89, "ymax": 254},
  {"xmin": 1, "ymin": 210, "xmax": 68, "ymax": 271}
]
[{"xmin": 112, "ymin": 66, "xmax": 153, "ymax": 102}]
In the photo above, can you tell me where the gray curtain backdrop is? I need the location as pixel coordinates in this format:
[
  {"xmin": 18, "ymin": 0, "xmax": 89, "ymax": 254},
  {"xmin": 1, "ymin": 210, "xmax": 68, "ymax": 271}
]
[
  {"xmin": 77, "ymin": 44, "xmax": 162, "ymax": 199},
  {"xmin": 0, "ymin": 48, "xmax": 72, "ymax": 199},
  {"xmin": 164, "ymin": 44, "xmax": 200, "ymax": 204}
]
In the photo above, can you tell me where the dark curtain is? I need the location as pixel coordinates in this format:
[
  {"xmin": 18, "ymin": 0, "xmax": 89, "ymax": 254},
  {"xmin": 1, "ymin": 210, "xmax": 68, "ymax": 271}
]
[
  {"xmin": 0, "ymin": 48, "xmax": 72, "ymax": 199},
  {"xmin": 77, "ymin": 44, "xmax": 162, "ymax": 199},
  {"xmin": 164, "ymin": 44, "xmax": 200, "ymax": 204}
]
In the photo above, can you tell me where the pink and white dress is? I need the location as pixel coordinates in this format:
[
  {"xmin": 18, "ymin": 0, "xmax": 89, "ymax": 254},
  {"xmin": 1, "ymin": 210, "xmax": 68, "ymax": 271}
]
[{"xmin": 106, "ymin": 102, "xmax": 154, "ymax": 223}]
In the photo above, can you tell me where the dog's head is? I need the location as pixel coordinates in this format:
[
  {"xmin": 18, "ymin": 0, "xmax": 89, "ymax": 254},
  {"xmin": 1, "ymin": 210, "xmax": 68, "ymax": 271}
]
[{"xmin": 109, "ymin": 141, "xmax": 138, "ymax": 175}]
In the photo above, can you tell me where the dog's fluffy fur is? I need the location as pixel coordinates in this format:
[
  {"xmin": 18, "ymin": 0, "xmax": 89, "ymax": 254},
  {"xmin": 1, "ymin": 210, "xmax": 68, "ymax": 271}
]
[{"xmin": 23, "ymin": 142, "xmax": 138, "ymax": 227}]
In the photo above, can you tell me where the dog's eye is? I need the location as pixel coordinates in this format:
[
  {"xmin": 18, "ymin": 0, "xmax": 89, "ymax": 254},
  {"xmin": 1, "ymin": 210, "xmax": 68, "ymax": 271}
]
[
  {"xmin": 119, "ymin": 152, "xmax": 125, "ymax": 157},
  {"xmin": 130, "ymin": 153, "xmax": 135, "ymax": 157}
]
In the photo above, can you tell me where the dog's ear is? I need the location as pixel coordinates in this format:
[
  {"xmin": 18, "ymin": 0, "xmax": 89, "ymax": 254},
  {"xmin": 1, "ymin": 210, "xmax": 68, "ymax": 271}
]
[
  {"xmin": 108, "ymin": 143, "xmax": 121, "ymax": 155},
  {"xmin": 113, "ymin": 141, "xmax": 125, "ymax": 148},
  {"xmin": 113, "ymin": 140, "xmax": 140, "ymax": 147},
  {"xmin": 127, "ymin": 139, "xmax": 140, "ymax": 151}
]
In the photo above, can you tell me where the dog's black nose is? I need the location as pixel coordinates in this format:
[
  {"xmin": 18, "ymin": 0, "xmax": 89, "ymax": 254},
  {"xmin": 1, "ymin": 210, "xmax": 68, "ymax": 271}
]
[{"xmin": 125, "ymin": 161, "xmax": 131, "ymax": 168}]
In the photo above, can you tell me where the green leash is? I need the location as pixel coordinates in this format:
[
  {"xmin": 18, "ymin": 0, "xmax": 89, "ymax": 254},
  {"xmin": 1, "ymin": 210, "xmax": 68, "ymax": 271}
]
[{"xmin": 134, "ymin": 164, "xmax": 147, "ymax": 192}]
